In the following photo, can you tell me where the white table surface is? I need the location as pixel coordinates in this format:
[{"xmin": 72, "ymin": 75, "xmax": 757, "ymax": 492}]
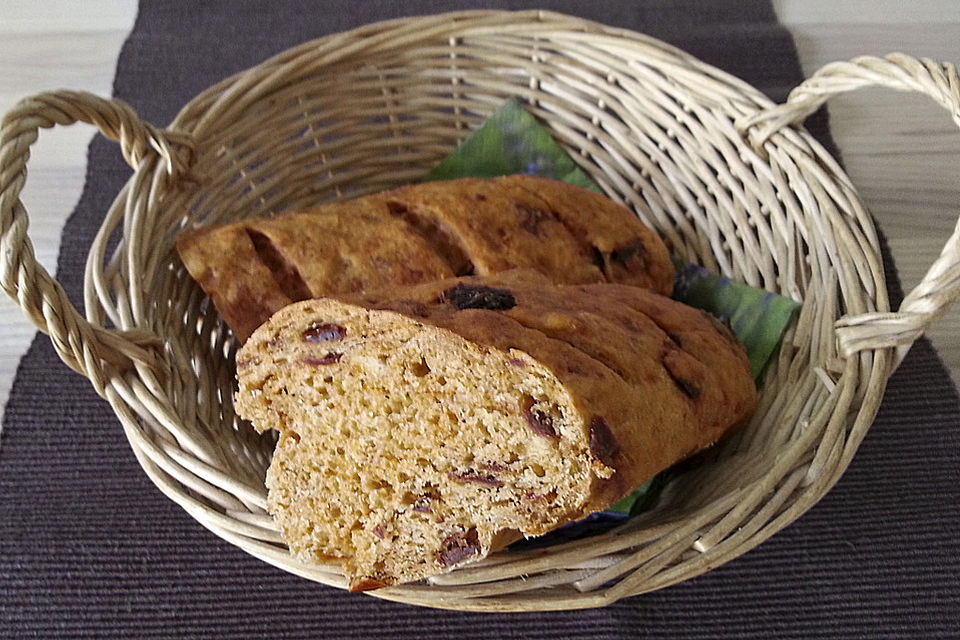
[{"xmin": 2, "ymin": 1, "xmax": 959, "ymax": 431}]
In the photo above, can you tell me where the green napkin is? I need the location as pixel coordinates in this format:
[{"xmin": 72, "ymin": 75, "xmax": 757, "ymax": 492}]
[
  {"xmin": 423, "ymin": 98, "xmax": 800, "ymax": 516},
  {"xmin": 674, "ymin": 261, "xmax": 800, "ymax": 381},
  {"xmin": 424, "ymin": 98, "xmax": 600, "ymax": 193}
]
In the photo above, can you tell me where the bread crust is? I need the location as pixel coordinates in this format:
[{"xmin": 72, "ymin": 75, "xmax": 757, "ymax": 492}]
[{"xmin": 177, "ymin": 176, "xmax": 674, "ymax": 342}]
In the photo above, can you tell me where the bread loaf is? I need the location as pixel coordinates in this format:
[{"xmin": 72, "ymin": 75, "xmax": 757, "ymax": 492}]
[
  {"xmin": 234, "ymin": 271, "xmax": 755, "ymax": 590},
  {"xmin": 177, "ymin": 176, "xmax": 674, "ymax": 342}
]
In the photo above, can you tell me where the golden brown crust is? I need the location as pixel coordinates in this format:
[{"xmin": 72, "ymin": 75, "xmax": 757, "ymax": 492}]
[
  {"xmin": 493, "ymin": 175, "xmax": 675, "ymax": 295},
  {"xmin": 175, "ymin": 225, "xmax": 295, "ymax": 342},
  {"xmin": 176, "ymin": 202, "xmax": 453, "ymax": 342},
  {"xmin": 176, "ymin": 176, "xmax": 674, "ymax": 342}
]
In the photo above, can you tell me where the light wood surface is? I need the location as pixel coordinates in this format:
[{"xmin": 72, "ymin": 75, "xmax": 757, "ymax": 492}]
[
  {"xmin": 0, "ymin": 0, "xmax": 137, "ymax": 419},
  {"xmin": 776, "ymin": 0, "xmax": 960, "ymax": 388},
  {"xmin": 1, "ymin": 1, "xmax": 958, "ymax": 426}
]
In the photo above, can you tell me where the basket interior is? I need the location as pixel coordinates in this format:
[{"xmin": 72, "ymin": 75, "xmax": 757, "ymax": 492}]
[{"xmin": 91, "ymin": 13, "xmax": 892, "ymax": 610}]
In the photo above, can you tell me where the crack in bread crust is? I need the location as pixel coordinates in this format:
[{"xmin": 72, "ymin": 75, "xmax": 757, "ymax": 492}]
[
  {"xmin": 501, "ymin": 176, "xmax": 674, "ymax": 296},
  {"xmin": 385, "ymin": 199, "xmax": 476, "ymax": 277},
  {"xmin": 245, "ymin": 228, "xmax": 313, "ymax": 302}
]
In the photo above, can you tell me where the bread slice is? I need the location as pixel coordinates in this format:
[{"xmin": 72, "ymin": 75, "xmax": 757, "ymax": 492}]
[
  {"xmin": 234, "ymin": 271, "xmax": 755, "ymax": 590},
  {"xmin": 177, "ymin": 176, "xmax": 674, "ymax": 341}
]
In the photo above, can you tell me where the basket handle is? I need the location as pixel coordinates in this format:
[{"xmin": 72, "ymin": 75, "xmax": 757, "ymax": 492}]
[
  {"xmin": 0, "ymin": 91, "xmax": 192, "ymax": 394},
  {"xmin": 737, "ymin": 54, "xmax": 960, "ymax": 366}
]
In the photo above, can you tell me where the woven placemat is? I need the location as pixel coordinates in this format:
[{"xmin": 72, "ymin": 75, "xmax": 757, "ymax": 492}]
[{"xmin": 1, "ymin": 1, "xmax": 958, "ymax": 637}]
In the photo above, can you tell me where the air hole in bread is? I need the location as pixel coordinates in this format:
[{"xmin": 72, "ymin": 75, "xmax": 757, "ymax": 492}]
[{"xmin": 410, "ymin": 357, "xmax": 431, "ymax": 377}]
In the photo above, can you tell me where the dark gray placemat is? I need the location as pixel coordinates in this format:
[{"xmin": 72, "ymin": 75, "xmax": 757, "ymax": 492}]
[{"xmin": 2, "ymin": 1, "xmax": 958, "ymax": 638}]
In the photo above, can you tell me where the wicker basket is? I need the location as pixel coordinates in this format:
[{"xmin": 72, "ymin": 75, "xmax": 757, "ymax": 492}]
[{"xmin": 2, "ymin": 11, "xmax": 959, "ymax": 612}]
